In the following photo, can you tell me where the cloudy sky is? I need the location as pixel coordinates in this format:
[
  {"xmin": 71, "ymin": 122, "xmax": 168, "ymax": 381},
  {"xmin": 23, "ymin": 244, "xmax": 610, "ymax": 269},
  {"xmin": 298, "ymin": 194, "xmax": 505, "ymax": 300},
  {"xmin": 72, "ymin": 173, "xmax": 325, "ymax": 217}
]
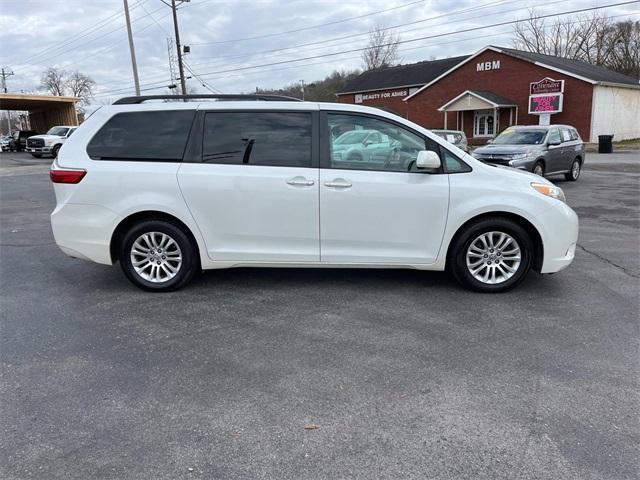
[{"xmin": 0, "ymin": 0, "xmax": 638, "ymax": 104}]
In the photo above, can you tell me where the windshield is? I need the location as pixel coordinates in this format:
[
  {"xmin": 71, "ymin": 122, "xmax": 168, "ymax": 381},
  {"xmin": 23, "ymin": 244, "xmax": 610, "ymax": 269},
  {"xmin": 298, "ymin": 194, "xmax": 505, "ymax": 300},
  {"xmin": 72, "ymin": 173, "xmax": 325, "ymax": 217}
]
[
  {"xmin": 492, "ymin": 128, "xmax": 546, "ymax": 145},
  {"xmin": 335, "ymin": 131, "xmax": 369, "ymax": 145},
  {"xmin": 46, "ymin": 127, "xmax": 69, "ymax": 136}
]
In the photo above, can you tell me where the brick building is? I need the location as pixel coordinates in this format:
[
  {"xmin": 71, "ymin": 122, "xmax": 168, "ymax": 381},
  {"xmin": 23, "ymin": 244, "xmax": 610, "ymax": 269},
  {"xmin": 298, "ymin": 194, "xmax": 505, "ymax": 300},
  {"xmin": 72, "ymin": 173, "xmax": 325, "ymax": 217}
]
[{"xmin": 337, "ymin": 46, "xmax": 640, "ymax": 144}]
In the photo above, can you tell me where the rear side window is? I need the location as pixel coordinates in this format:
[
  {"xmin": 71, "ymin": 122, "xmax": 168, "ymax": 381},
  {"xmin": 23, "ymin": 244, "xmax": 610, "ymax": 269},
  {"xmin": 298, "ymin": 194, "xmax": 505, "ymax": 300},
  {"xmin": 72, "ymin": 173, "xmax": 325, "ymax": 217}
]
[
  {"xmin": 202, "ymin": 112, "xmax": 312, "ymax": 167},
  {"xmin": 87, "ymin": 110, "xmax": 195, "ymax": 161},
  {"xmin": 561, "ymin": 128, "xmax": 572, "ymax": 142}
]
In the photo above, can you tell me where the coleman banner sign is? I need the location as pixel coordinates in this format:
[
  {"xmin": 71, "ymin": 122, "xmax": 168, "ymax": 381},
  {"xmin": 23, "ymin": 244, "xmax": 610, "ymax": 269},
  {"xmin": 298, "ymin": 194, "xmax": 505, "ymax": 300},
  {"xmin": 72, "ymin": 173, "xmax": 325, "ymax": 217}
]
[
  {"xmin": 530, "ymin": 77, "xmax": 564, "ymax": 95},
  {"xmin": 528, "ymin": 77, "xmax": 564, "ymax": 115}
]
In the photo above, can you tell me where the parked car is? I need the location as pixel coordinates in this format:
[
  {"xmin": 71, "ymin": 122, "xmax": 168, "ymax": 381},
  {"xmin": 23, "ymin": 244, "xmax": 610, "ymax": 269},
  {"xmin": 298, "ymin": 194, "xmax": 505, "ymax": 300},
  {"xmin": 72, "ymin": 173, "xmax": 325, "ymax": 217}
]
[
  {"xmin": 431, "ymin": 129, "xmax": 469, "ymax": 152},
  {"xmin": 50, "ymin": 95, "xmax": 578, "ymax": 293},
  {"xmin": 9, "ymin": 130, "xmax": 38, "ymax": 152},
  {"xmin": 471, "ymin": 125, "xmax": 584, "ymax": 181},
  {"xmin": 26, "ymin": 125, "xmax": 77, "ymax": 158},
  {"xmin": 0, "ymin": 135, "xmax": 11, "ymax": 152},
  {"xmin": 331, "ymin": 129, "xmax": 404, "ymax": 167}
]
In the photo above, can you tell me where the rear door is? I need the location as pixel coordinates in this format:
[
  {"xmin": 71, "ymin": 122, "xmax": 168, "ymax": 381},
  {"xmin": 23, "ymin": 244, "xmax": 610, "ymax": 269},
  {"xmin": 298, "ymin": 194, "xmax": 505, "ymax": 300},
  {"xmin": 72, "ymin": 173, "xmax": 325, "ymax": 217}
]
[
  {"xmin": 546, "ymin": 127, "xmax": 564, "ymax": 173},
  {"xmin": 319, "ymin": 111, "xmax": 449, "ymax": 264},
  {"xmin": 178, "ymin": 109, "xmax": 320, "ymax": 262}
]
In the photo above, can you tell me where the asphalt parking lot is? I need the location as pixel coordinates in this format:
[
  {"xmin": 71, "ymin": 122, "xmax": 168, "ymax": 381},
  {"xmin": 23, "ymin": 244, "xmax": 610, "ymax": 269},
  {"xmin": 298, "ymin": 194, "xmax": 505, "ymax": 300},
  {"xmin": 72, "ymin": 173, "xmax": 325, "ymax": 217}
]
[{"xmin": 1, "ymin": 151, "xmax": 638, "ymax": 480}]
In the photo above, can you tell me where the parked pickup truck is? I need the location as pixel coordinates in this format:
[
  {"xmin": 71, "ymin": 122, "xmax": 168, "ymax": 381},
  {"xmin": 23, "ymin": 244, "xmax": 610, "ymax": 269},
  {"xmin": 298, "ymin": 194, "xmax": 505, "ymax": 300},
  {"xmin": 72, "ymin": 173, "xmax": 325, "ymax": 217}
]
[{"xmin": 26, "ymin": 126, "xmax": 77, "ymax": 158}]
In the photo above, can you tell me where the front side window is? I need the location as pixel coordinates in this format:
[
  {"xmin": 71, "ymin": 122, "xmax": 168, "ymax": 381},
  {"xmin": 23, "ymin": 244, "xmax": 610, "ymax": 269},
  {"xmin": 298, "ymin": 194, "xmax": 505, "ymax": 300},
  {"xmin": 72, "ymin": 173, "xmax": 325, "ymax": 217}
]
[
  {"xmin": 87, "ymin": 110, "xmax": 195, "ymax": 161},
  {"xmin": 327, "ymin": 113, "xmax": 436, "ymax": 172},
  {"xmin": 547, "ymin": 128, "xmax": 561, "ymax": 144},
  {"xmin": 202, "ymin": 112, "xmax": 312, "ymax": 167}
]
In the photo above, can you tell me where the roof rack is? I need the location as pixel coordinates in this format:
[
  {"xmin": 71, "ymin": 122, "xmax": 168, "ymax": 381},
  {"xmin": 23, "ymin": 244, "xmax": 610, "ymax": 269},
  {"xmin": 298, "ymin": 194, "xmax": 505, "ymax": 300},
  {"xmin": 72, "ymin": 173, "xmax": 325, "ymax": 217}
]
[{"xmin": 112, "ymin": 94, "xmax": 303, "ymax": 105}]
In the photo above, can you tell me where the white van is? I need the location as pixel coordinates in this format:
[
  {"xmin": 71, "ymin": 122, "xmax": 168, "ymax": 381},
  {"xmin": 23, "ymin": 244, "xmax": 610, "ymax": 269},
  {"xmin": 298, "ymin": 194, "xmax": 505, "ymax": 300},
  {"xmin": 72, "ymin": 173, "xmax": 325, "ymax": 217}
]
[{"xmin": 50, "ymin": 95, "xmax": 578, "ymax": 292}]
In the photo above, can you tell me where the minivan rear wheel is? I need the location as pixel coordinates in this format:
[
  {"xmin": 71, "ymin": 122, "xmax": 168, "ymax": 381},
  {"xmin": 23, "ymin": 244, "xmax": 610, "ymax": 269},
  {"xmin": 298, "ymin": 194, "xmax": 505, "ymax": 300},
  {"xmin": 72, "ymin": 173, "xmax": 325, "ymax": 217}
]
[
  {"xmin": 119, "ymin": 219, "xmax": 199, "ymax": 292},
  {"xmin": 449, "ymin": 217, "xmax": 533, "ymax": 293}
]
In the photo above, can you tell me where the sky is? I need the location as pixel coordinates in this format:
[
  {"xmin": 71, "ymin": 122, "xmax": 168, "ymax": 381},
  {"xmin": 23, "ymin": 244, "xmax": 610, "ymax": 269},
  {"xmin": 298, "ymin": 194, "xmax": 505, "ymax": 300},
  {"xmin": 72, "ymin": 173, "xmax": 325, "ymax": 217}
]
[{"xmin": 0, "ymin": 0, "xmax": 638, "ymax": 104}]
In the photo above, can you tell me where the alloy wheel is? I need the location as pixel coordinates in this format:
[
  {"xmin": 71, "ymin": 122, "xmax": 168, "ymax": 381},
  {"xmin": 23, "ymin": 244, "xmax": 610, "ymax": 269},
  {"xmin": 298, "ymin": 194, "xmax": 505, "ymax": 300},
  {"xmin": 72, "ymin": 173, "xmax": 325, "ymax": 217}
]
[
  {"xmin": 130, "ymin": 231, "xmax": 182, "ymax": 283},
  {"xmin": 465, "ymin": 231, "xmax": 521, "ymax": 285}
]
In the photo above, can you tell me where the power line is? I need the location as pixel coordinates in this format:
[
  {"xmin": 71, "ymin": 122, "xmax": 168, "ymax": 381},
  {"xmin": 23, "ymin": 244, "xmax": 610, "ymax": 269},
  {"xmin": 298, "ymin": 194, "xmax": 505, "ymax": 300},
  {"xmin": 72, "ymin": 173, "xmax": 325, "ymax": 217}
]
[
  {"xmin": 91, "ymin": 5, "xmax": 639, "ymax": 98},
  {"xmin": 186, "ymin": 0, "xmax": 529, "ymax": 70},
  {"xmin": 99, "ymin": 0, "xmax": 524, "ymax": 89},
  {"xmin": 189, "ymin": 0, "xmax": 428, "ymax": 45},
  {"xmin": 193, "ymin": 1, "xmax": 640, "ymax": 78}
]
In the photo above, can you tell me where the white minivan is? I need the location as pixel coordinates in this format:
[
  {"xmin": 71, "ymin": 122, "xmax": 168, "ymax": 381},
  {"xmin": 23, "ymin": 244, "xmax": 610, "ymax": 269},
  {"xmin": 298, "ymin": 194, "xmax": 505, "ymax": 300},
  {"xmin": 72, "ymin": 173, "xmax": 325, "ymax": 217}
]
[{"xmin": 50, "ymin": 95, "xmax": 578, "ymax": 293}]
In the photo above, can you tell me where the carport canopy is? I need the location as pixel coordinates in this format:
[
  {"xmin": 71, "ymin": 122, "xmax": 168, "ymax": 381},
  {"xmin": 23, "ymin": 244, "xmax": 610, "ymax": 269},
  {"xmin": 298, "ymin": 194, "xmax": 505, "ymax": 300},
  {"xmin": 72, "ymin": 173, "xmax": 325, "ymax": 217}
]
[{"xmin": 0, "ymin": 93, "xmax": 79, "ymax": 133}]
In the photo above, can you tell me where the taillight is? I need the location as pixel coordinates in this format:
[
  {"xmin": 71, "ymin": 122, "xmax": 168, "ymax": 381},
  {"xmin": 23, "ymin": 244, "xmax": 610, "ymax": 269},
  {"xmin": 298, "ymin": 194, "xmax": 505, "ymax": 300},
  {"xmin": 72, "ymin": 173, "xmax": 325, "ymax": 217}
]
[{"xmin": 50, "ymin": 169, "xmax": 87, "ymax": 184}]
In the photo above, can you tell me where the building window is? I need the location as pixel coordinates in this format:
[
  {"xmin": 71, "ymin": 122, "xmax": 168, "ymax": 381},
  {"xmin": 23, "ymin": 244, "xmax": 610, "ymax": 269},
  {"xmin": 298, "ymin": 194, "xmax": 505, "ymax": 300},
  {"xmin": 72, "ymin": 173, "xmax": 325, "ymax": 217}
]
[{"xmin": 474, "ymin": 110, "xmax": 495, "ymax": 137}]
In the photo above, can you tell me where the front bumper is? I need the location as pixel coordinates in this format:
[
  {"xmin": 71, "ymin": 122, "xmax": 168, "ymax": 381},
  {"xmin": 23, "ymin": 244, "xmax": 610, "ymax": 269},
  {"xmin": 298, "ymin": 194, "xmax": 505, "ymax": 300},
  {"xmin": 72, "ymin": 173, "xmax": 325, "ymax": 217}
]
[
  {"xmin": 26, "ymin": 147, "xmax": 53, "ymax": 154},
  {"xmin": 535, "ymin": 201, "xmax": 579, "ymax": 273}
]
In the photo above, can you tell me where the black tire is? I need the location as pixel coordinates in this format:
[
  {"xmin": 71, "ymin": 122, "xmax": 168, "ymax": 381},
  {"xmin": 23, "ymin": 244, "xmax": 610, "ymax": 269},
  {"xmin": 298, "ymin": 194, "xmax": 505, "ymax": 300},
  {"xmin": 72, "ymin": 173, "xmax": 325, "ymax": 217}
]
[
  {"xmin": 52, "ymin": 144, "xmax": 61, "ymax": 158},
  {"xmin": 31, "ymin": 153, "xmax": 42, "ymax": 158},
  {"xmin": 119, "ymin": 219, "xmax": 199, "ymax": 292},
  {"xmin": 532, "ymin": 161, "xmax": 545, "ymax": 177},
  {"xmin": 347, "ymin": 152, "xmax": 363, "ymax": 162},
  {"xmin": 448, "ymin": 217, "xmax": 533, "ymax": 293},
  {"xmin": 564, "ymin": 158, "xmax": 581, "ymax": 181}
]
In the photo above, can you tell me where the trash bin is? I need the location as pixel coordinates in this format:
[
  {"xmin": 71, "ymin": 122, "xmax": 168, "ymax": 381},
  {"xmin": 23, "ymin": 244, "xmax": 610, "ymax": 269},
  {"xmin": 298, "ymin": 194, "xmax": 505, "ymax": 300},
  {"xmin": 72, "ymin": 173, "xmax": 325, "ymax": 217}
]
[{"xmin": 598, "ymin": 134, "xmax": 614, "ymax": 153}]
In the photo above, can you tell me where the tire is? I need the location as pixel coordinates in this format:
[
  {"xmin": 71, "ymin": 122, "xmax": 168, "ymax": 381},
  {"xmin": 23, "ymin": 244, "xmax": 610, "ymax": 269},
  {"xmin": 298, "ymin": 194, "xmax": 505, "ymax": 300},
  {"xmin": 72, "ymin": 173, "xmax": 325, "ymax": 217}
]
[
  {"xmin": 564, "ymin": 158, "xmax": 581, "ymax": 181},
  {"xmin": 448, "ymin": 217, "xmax": 533, "ymax": 293},
  {"xmin": 347, "ymin": 152, "xmax": 363, "ymax": 162},
  {"xmin": 31, "ymin": 153, "xmax": 42, "ymax": 158},
  {"xmin": 119, "ymin": 219, "xmax": 199, "ymax": 292},
  {"xmin": 532, "ymin": 161, "xmax": 545, "ymax": 177},
  {"xmin": 52, "ymin": 145, "xmax": 61, "ymax": 158}
]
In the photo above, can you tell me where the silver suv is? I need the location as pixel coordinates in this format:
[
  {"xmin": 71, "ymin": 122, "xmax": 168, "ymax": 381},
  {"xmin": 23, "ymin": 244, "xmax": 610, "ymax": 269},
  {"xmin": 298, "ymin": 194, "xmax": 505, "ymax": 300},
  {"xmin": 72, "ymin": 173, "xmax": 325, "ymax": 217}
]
[{"xmin": 471, "ymin": 125, "xmax": 585, "ymax": 181}]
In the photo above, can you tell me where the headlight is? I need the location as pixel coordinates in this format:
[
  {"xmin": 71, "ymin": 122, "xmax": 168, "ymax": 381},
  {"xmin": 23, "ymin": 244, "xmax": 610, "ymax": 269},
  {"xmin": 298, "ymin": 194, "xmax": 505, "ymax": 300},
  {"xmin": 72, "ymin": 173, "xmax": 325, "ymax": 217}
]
[
  {"xmin": 332, "ymin": 152, "xmax": 342, "ymax": 161},
  {"xmin": 509, "ymin": 153, "xmax": 530, "ymax": 160},
  {"xmin": 45, "ymin": 140, "xmax": 54, "ymax": 146},
  {"xmin": 531, "ymin": 182, "xmax": 565, "ymax": 202}
]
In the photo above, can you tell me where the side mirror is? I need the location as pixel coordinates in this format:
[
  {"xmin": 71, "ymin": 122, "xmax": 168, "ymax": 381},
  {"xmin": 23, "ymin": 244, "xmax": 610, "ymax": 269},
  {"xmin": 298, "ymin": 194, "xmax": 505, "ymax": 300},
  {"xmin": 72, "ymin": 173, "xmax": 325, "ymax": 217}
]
[
  {"xmin": 416, "ymin": 150, "xmax": 441, "ymax": 170},
  {"xmin": 486, "ymin": 138, "xmax": 494, "ymax": 144},
  {"xmin": 548, "ymin": 139, "xmax": 561, "ymax": 146}
]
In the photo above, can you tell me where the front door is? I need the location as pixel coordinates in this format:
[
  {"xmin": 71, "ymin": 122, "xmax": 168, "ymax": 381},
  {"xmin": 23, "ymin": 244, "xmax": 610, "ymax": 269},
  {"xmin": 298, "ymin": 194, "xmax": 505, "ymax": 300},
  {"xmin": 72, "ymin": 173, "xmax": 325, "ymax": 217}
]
[
  {"xmin": 320, "ymin": 112, "xmax": 450, "ymax": 264},
  {"xmin": 178, "ymin": 110, "xmax": 320, "ymax": 262},
  {"xmin": 546, "ymin": 127, "xmax": 564, "ymax": 173}
]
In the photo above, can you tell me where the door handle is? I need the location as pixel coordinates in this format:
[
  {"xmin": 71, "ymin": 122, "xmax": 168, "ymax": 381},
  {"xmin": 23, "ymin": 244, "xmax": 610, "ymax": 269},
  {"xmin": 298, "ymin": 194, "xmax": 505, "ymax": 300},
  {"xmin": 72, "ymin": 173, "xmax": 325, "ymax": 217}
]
[
  {"xmin": 286, "ymin": 176, "xmax": 315, "ymax": 187},
  {"xmin": 324, "ymin": 179, "xmax": 352, "ymax": 189}
]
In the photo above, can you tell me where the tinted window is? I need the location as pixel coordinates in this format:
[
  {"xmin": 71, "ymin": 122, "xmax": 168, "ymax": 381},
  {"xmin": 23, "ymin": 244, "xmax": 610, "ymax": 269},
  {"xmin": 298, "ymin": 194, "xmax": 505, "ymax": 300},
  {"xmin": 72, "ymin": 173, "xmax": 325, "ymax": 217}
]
[
  {"xmin": 87, "ymin": 110, "xmax": 195, "ymax": 161},
  {"xmin": 440, "ymin": 147, "xmax": 471, "ymax": 173},
  {"xmin": 327, "ymin": 113, "xmax": 438, "ymax": 172},
  {"xmin": 202, "ymin": 112, "xmax": 312, "ymax": 167}
]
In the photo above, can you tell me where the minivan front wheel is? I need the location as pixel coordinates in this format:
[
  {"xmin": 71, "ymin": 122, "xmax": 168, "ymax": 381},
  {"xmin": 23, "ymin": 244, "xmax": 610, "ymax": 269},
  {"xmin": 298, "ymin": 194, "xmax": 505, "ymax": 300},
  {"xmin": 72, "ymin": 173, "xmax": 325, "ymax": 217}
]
[
  {"xmin": 449, "ymin": 218, "xmax": 533, "ymax": 293},
  {"xmin": 119, "ymin": 219, "xmax": 199, "ymax": 292}
]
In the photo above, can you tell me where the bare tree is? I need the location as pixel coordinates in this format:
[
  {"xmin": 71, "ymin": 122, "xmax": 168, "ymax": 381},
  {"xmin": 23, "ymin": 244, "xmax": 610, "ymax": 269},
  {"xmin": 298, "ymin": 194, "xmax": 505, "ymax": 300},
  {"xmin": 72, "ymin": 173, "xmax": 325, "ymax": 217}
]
[
  {"xmin": 606, "ymin": 20, "xmax": 640, "ymax": 78},
  {"xmin": 362, "ymin": 25, "xmax": 401, "ymax": 70},
  {"xmin": 513, "ymin": 11, "xmax": 639, "ymax": 78},
  {"xmin": 40, "ymin": 67, "xmax": 66, "ymax": 96},
  {"xmin": 65, "ymin": 70, "xmax": 96, "ymax": 105}
]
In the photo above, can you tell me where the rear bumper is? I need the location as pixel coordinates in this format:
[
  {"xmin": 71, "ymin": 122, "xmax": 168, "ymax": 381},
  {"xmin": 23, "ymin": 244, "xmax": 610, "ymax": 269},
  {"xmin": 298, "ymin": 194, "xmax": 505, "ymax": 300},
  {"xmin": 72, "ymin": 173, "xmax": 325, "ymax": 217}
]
[
  {"xmin": 536, "ymin": 201, "xmax": 579, "ymax": 273},
  {"xmin": 51, "ymin": 203, "xmax": 120, "ymax": 265}
]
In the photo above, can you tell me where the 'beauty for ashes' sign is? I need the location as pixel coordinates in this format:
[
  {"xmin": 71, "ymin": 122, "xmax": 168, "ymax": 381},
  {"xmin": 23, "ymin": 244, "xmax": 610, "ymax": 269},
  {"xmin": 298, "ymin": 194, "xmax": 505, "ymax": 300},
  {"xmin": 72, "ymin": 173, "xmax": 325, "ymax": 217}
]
[{"xmin": 528, "ymin": 77, "xmax": 564, "ymax": 115}]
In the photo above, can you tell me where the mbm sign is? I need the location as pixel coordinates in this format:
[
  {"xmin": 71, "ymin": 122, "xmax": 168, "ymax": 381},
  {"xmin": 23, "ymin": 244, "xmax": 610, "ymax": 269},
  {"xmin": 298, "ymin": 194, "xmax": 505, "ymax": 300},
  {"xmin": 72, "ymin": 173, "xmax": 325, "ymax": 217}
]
[{"xmin": 476, "ymin": 60, "xmax": 500, "ymax": 72}]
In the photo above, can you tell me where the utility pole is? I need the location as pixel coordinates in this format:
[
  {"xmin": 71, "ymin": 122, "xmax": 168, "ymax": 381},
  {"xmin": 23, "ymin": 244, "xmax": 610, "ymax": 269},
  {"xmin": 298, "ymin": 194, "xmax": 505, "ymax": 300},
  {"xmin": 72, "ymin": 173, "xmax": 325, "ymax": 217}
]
[
  {"xmin": 123, "ymin": 0, "xmax": 141, "ymax": 96},
  {"xmin": 1, "ymin": 67, "xmax": 15, "ymax": 134},
  {"xmin": 300, "ymin": 80, "xmax": 305, "ymax": 100},
  {"xmin": 169, "ymin": 0, "xmax": 188, "ymax": 96}
]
